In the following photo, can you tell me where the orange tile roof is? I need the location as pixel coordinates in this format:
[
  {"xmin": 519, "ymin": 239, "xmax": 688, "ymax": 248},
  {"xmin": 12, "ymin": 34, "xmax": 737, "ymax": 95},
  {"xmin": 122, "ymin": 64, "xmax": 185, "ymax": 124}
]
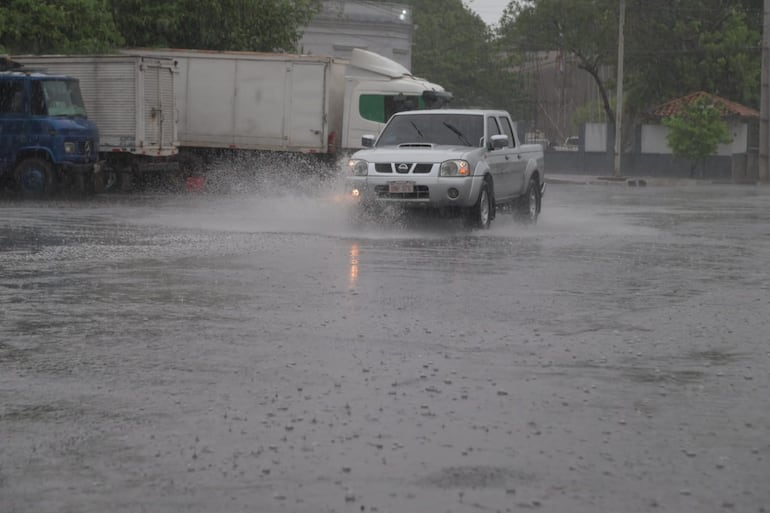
[{"xmin": 653, "ymin": 91, "xmax": 759, "ymax": 118}]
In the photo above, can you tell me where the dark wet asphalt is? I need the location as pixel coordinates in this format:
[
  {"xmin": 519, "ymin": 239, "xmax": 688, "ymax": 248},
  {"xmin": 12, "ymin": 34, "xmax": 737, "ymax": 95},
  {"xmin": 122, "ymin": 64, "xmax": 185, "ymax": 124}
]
[{"xmin": 1, "ymin": 183, "xmax": 769, "ymax": 513}]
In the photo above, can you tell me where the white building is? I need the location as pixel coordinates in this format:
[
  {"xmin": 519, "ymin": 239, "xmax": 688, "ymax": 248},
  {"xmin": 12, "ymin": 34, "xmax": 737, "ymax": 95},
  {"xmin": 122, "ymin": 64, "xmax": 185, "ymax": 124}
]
[{"xmin": 300, "ymin": 1, "xmax": 414, "ymax": 70}]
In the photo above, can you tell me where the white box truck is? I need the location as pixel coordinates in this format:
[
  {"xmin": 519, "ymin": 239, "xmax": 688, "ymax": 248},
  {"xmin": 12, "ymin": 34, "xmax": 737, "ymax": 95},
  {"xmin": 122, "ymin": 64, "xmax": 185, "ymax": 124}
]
[
  {"xmin": 124, "ymin": 48, "xmax": 450, "ymax": 177},
  {"xmin": 15, "ymin": 54, "xmax": 179, "ymax": 190}
]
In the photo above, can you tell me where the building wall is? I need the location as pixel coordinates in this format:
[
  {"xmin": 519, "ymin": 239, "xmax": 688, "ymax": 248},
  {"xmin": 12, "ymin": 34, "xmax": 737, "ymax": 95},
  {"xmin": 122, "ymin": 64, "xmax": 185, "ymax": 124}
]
[
  {"xmin": 546, "ymin": 121, "xmax": 755, "ymax": 180},
  {"xmin": 300, "ymin": 1, "xmax": 413, "ymax": 70},
  {"xmin": 641, "ymin": 122, "xmax": 748, "ymax": 155},
  {"xmin": 585, "ymin": 123, "xmax": 608, "ymax": 152}
]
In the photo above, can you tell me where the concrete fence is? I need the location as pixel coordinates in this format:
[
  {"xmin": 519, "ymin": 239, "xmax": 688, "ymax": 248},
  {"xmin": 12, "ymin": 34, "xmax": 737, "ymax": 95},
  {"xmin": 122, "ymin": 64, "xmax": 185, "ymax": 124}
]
[{"xmin": 539, "ymin": 122, "xmax": 759, "ymax": 181}]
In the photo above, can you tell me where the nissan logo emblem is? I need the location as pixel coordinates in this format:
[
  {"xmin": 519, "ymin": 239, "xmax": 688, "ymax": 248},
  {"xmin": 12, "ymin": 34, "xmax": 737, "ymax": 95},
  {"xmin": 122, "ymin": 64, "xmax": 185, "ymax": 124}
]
[{"xmin": 397, "ymin": 163, "xmax": 409, "ymax": 172}]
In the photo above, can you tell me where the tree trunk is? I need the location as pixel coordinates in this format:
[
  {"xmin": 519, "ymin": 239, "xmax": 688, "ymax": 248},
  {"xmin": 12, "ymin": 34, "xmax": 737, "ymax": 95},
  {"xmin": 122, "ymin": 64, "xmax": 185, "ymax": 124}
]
[{"xmin": 579, "ymin": 62, "xmax": 615, "ymax": 123}]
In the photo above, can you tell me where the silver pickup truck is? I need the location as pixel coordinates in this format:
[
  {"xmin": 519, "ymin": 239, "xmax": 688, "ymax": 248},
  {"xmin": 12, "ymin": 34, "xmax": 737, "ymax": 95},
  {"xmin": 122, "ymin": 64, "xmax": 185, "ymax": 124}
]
[{"xmin": 344, "ymin": 109, "xmax": 545, "ymax": 228}]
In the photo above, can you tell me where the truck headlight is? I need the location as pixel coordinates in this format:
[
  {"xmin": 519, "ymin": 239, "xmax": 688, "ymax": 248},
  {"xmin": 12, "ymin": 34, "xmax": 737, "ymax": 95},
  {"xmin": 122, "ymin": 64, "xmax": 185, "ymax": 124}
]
[
  {"xmin": 348, "ymin": 159, "xmax": 368, "ymax": 176},
  {"xmin": 440, "ymin": 160, "xmax": 470, "ymax": 177},
  {"xmin": 64, "ymin": 142, "xmax": 76, "ymax": 154}
]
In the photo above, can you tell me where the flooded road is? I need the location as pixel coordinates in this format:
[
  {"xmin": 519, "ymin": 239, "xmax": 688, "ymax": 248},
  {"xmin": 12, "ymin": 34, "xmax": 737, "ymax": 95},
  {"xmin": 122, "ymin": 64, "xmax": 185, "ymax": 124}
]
[{"xmin": 1, "ymin": 183, "xmax": 769, "ymax": 513}]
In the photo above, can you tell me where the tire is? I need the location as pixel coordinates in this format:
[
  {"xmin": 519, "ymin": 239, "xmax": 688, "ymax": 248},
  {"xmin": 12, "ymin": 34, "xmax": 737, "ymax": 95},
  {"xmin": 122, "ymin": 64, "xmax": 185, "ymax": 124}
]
[
  {"xmin": 118, "ymin": 171, "xmax": 134, "ymax": 192},
  {"xmin": 14, "ymin": 158, "xmax": 55, "ymax": 198},
  {"xmin": 516, "ymin": 177, "xmax": 540, "ymax": 224},
  {"xmin": 73, "ymin": 173, "xmax": 94, "ymax": 195},
  {"xmin": 93, "ymin": 172, "xmax": 106, "ymax": 194},
  {"xmin": 467, "ymin": 180, "xmax": 492, "ymax": 229}
]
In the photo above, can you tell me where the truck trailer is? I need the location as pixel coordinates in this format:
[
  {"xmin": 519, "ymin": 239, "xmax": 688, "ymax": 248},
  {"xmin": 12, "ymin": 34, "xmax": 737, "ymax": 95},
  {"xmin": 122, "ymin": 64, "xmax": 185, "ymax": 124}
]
[
  {"xmin": 127, "ymin": 48, "xmax": 450, "ymax": 154},
  {"xmin": 124, "ymin": 47, "xmax": 450, "ymax": 190}
]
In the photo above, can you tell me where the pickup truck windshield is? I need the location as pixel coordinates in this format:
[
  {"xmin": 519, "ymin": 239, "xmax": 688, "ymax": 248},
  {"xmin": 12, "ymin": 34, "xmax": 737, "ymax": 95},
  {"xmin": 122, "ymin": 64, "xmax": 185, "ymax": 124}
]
[
  {"xmin": 31, "ymin": 79, "xmax": 88, "ymax": 117},
  {"xmin": 377, "ymin": 113, "xmax": 483, "ymax": 147}
]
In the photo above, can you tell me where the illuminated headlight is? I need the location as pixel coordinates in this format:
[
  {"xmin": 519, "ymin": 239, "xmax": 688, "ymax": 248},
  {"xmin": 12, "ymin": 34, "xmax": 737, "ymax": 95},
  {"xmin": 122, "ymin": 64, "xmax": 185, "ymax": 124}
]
[
  {"xmin": 64, "ymin": 142, "xmax": 76, "ymax": 154},
  {"xmin": 440, "ymin": 159, "xmax": 470, "ymax": 177},
  {"xmin": 348, "ymin": 159, "xmax": 368, "ymax": 176}
]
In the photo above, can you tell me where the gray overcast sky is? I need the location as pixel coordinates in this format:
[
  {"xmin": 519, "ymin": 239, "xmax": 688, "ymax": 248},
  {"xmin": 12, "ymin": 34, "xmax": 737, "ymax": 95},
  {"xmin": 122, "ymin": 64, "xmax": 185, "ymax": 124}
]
[{"xmin": 465, "ymin": 0, "xmax": 510, "ymax": 26}]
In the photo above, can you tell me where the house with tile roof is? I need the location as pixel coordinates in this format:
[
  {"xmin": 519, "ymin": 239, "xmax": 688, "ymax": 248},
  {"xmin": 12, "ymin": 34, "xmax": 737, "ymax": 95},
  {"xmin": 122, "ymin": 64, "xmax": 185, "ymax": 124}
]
[
  {"xmin": 546, "ymin": 91, "xmax": 759, "ymax": 180},
  {"xmin": 651, "ymin": 91, "xmax": 760, "ymax": 119},
  {"xmin": 639, "ymin": 92, "xmax": 759, "ymax": 180}
]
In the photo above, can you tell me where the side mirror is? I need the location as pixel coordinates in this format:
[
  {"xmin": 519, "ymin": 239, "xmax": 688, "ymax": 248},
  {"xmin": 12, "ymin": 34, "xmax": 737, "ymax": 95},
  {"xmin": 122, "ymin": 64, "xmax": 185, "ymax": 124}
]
[
  {"xmin": 361, "ymin": 135, "xmax": 375, "ymax": 148},
  {"xmin": 490, "ymin": 134, "xmax": 509, "ymax": 150}
]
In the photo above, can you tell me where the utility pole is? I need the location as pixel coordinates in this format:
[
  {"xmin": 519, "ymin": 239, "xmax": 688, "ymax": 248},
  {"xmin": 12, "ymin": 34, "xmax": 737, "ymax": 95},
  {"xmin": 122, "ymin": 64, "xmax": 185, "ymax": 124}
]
[
  {"xmin": 614, "ymin": 0, "xmax": 626, "ymax": 177},
  {"xmin": 760, "ymin": 0, "xmax": 769, "ymax": 183}
]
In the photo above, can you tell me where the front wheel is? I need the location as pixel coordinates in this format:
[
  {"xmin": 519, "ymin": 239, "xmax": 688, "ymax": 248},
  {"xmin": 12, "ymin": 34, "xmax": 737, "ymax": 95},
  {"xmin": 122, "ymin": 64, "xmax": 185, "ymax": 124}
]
[
  {"xmin": 466, "ymin": 180, "xmax": 492, "ymax": 229},
  {"xmin": 516, "ymin": 177, "xmax": 540, "ymax": 224},
  {"xmin": 14, "ymin": 158, "xmax": 56, "ymax": 197}
]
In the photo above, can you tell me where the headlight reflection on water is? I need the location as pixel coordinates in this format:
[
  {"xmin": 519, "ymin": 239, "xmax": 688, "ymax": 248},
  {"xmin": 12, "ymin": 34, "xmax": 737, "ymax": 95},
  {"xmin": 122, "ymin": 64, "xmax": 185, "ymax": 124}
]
[{"xmin": 349, "ymin": 243, "xmax": 360, "ymax": 289}]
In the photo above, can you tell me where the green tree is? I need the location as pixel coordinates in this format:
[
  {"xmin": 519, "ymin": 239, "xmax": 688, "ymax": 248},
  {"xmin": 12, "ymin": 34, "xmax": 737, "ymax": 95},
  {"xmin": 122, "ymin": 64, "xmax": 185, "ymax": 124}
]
[
  {"xmin": 498, "ymin": 0, "xmax": 619, "ymax": 122},
  {"xmin": 403, "ymin": 0, "xmax": 529, "ymax": 118},
  {"xmin": 498, "ymin": 0, "xmax": 761, "ymax": 127},
  {"xmin": 662, "ymin": 96, "xmax": 732, "ymax": 177},
  {"xmin": 625, "ymin": 0, "xmax": 760, "ymax": 121},
  {"xmin": 111, "ymin": 0, "xmax": 322, "ymax": 52},
  {"xmin": 0, "ymin": 0, "xmax": 123, "ymax": 54}
]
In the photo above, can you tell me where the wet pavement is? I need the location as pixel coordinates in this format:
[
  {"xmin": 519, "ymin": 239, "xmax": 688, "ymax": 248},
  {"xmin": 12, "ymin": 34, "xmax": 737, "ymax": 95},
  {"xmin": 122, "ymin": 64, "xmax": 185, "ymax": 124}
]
[{"xmin": 1, "ymin": 181, "xmax": 769, "ymax": 513}]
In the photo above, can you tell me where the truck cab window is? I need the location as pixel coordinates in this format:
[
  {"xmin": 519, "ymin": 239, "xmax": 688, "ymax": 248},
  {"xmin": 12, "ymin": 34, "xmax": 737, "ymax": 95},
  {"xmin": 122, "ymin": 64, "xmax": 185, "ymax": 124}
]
[
  {"xmin": 0, "ymin": 82, "xmax": 24, "ymax": 114},
  {"xmin": 32, "ymin": 79, "xmax": 87, "ymax": 117},
  {"xmin": 359, "ymin": 94, "xmax": 423, "ymax": 123}
]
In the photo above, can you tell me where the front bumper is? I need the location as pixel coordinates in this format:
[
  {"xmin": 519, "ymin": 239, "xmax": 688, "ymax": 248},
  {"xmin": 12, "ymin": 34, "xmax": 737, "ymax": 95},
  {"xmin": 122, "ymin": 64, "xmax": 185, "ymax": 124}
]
[
  {"xmin": 346, "ymin": 174, "xmax": 485, "ymax": 209},
  {"xmin": 59, "ymin": 160, "xmax": 104, "ymax": 175}
]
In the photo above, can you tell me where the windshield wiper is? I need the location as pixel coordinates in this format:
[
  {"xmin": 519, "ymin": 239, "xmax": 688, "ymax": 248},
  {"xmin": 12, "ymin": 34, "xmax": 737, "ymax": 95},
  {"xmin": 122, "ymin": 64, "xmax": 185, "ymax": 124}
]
[
  {"xmin": 443, "ymin": 121, "xmax": 471, "ymax": 146},
  {"xmin": 410, "ymin": 121, "xmax": 424, "ymax": 139}
]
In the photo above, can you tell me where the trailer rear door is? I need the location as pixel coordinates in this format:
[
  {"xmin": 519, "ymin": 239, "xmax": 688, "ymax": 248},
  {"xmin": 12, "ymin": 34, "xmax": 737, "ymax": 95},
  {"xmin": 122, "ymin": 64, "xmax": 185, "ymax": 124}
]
[
  {"xmin": 142, "ymin": 60, "xmax": 177, "ymax": 156},
  {"xmin": 285, "ymin": 62, "xmax": 326, "ymax": 151}
]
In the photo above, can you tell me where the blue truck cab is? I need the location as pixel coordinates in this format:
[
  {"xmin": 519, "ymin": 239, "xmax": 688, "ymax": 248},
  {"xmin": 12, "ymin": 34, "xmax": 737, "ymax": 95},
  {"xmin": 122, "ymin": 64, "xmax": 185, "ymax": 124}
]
[{"xmin": 0, "ymin": 66, "xmax": 101, "ymax": 196}]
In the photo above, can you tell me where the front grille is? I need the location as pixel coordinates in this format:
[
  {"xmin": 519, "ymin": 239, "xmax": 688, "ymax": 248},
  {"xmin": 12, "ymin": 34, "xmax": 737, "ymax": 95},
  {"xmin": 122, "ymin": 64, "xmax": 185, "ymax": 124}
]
[
  {"xmin": 79, "ymin": 140, "xmax": 97, "ymax": 156},
  {"xmin": 374, "ymin": 184, "xmax": 430, "ymax": 199},
  {"xmin": 373, "ymin": 163, "xmax": 434, "ymax": 174}
]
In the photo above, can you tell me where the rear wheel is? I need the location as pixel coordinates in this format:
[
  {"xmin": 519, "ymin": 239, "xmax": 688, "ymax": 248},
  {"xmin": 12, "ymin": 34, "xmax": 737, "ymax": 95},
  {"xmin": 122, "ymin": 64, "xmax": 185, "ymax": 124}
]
[
  {"xmin": 118, "ymin": 171, "xmax": 134, "ymax": 192},
  {"xmin": 14, "ymin": 158, "xmax": 55, "ymax": 197},
  {"xmin": 516, "ymin": 177, "xmax": 540, "ymax": 224},
  {"xmin": 93, "ymin": 172, "xmax": 106, "ymax": 194},
  {"xmin": 467, "ymin": 180, "xmax": 492, "ymax": 229},
  {"xmin": 72, "ymin": 172, "xmax": 97, "ymax": 196}
]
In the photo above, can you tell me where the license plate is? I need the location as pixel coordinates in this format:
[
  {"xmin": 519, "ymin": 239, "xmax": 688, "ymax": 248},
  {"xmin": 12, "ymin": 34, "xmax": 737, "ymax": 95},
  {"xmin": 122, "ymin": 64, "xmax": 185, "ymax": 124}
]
[{"xmin": 389, "ymin": 181, "xmax": 414, "ymax": 193}]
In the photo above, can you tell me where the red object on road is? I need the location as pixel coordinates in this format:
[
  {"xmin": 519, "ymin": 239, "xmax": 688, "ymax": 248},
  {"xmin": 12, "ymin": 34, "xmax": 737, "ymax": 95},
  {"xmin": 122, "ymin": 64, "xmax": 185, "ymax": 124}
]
[{"xmin": 186, "ymin": 176, "xmax": 206, "ymax": 192}]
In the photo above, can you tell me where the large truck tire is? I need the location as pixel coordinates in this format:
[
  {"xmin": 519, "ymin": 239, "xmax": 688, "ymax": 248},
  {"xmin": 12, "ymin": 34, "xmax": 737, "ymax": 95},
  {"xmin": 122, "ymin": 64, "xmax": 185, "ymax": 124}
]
[
  {"xmin": 119, "ymin": 171, "xmax": 134, "ymax": 192},
  {"xmin": 73, "ymin": 172, "xmax": 99, "ymax": 196},
  {"xmin": 93, "ymin": 172, "xmax": 106, "ymax": 194},
  {"xmin": 14, "ymin": 158, "xmax": 56, "ymax": 198}
]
